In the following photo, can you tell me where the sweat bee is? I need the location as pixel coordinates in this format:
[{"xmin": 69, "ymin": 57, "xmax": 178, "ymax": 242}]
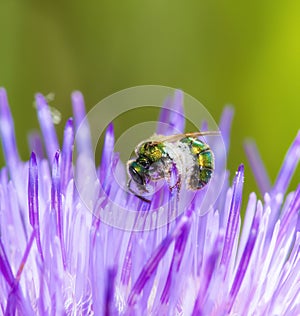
[{"xmin": 127, "ymin": 131, "xmax": 219, "ymax": 202}]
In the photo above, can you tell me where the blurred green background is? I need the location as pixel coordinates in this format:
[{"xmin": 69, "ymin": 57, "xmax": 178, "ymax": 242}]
[{"xmin": 0, "ymin": 0, "xmax": 299, "ymax": 201}]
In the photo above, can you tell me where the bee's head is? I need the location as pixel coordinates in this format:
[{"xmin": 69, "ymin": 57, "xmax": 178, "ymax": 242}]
[{"xmin": 128, "ymin": 157, "xmax": 150, "ymax": 186}]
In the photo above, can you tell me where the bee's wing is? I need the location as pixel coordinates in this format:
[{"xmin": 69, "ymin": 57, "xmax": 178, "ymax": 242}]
[{"xmin": 153, "ymin": 131, "xmax": 221, "ymax": 143}]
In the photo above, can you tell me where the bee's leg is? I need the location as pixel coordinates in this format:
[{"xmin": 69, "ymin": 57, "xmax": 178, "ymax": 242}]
[
  {"xmin": 127, "ymin": 179, "xmax": 151, "ymax": 203},
  {"xmin": 148, "ymin": 161, "xmax": 165, "ymax": 180},
  {"xmin": 167, "ymin": 163, "xmax": 181, "ymax": 215},
  {"xmin": 168, "ymin": 162, "xmax": 181, "ymax": 192},
  {"xmin": 169, "ymin": 177, "xmax": 181, "ymax": 192}
]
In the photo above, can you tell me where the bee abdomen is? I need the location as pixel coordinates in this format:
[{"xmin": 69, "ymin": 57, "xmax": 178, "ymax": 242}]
[
  {"xmin": 181, "ymin": 137, "xmax": 214, "ymax": 190},
  {"xmin": 198, "ymin": 149, "xmax": 214, "ymax": 170},
  {"xmin": 197, "ymin": 166, "xmax": 213, "ymax": 189}
]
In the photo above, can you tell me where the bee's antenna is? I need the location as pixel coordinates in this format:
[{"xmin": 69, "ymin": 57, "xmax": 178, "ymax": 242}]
[{"xmin": 186, "ymin": 131, "xmax": 221, "ymax": 137}]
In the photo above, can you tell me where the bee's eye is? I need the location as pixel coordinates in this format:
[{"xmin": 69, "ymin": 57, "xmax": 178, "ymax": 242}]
[{"xmin": 129, "ymin": 164, "xmax": 144, "ymax": 185}]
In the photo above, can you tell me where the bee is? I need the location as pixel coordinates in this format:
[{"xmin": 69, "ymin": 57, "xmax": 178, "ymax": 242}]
[{"xmin": 127, "ymin": 131, "xmax": 219, "ymax": 202}]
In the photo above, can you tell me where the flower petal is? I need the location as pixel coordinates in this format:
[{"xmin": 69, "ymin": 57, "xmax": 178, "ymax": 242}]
[{"xmin": 35, "ymin": 93, "xmax": 59, "ymax": 162}]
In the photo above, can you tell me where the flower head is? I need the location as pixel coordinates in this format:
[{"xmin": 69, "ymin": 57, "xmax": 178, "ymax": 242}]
[{"xmin": 0, "ymin": 87, "xmax": 299, "ymax": 315}]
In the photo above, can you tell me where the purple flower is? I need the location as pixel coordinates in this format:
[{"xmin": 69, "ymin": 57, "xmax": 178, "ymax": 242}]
[{"xmin": 0, "ymin": 87, "xmax": 299, "ymax": 315}]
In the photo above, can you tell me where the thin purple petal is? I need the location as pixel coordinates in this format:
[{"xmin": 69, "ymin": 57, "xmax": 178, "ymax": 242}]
[
  {"xmin": 228, "ymin": 212, "xmax": 259, "ymax": 311},
  {"xmin": 127, "ymin": 213, "xmax": 191, "ymax": 306},
  {"xmin": 104, "ymin": 268, "xmax": 117, "ymax": 315},
  {"xmin": 35, "ymin": 93, "xmax": 59, "ymax": 162},
  {"xmin": 13, "ymin": 231, "xmax": 35, "ymax": 288},
  {"xmin": 192, "ymin": 237, "xmax": 222, "ymax": 315},
  {"xmin": 27, "ymin": 131, "xmax": 44, "ymax": 159},
  {"xmin": 160, "ymin": 219, "xmax": 191, "ymax": 304},
  {"xmin": 220, "ymin": 164, "xmax": 244, "ymax": 268},
  {"xmin": 28, "ymin": 152, "xmax": 44, "ymax": 261},
  {"xmin": 0, "ymin": 239, "xmax": 14, "ymax": 287},
  {"xmin": 244, "ymin": 139, "xmax": 271, "ymax": 195},
  {"xmin": 276, "ymin": 184, "xmax": 300, "ymax": 246},
  {"xmin": 0, "ymin": 88, "xmax": 20, "ymax": 175},
  {"xmin": 273, "ymin": 131, "xmax": 300, "ymax": 196},
  {"xmin": 51, "ymin": 151, "xmax": 67, "ymax": 268},
  {"xmin": 100, "ymin": 122, "xmax": 114, "ymax": 186},
  {"xmin": 219, "ymin": 106, "xmax": 234, "ymax": 154},
  {"xmin": 268, "ymin": 131, "xmax": 300, "ymax": 231},
  {"xmin": 71, "ymin": 91, "xmax": 93, "ymax": 158},
  {"xmin": 156, "ymin": 90, "xmax": 185, "ymax": 135},
  {"xmin": 61, "ymin": 118, "xmax": 74, "ymax": 193}
]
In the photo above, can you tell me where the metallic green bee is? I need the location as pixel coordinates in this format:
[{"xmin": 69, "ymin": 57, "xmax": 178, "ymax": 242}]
[{"xmin": 127, "ymin": 131, "xmax": 219, "ymax": 202}]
